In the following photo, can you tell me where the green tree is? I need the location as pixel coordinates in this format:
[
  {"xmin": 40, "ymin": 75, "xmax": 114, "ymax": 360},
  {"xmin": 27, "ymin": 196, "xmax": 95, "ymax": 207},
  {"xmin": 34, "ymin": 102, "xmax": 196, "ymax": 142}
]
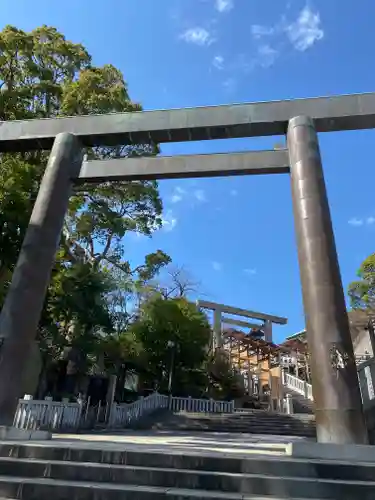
[
  {"xmin": 0, "ymin": 156, "xmax": 41, "ymax": 301},
  {"xmin": 129, "ymin": 296, "xmax": 211, "ymax": 395},
  {"xmin": 348, "ymin": 253, "xmax": 375, "ymax": 309},
  {"xmin": 208, "ymin": 349, "xmax": 245, "ymax": 400},
  {"xmin": 0, "ymin": 24, "xmax": 170, "ymax": 375}
]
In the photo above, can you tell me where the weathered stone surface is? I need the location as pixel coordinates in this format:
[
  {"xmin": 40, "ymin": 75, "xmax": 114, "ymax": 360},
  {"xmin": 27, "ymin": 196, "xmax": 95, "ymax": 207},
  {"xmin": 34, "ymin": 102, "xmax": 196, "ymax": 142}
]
[
  {"xmin": 0, "ymin": 438, "xmax": 374, "ymax": 498},
  {"xmin": 0, "ymin": 427, "xmax": 50, "ymax": 441}
]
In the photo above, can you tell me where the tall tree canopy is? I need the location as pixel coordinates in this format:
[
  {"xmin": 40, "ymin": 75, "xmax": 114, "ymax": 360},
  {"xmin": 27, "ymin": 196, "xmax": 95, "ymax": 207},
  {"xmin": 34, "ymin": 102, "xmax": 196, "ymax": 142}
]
[
  {"xmin": 348, "ymin": 253, "xmax": 375, "ymax": 310},
  {"xmin": 0, "ymin": 24, "xmax": 170, "ymax": 369},
  {"xmin": 129, "ymin": 296, "xmax": 211, "ymax": 396}
]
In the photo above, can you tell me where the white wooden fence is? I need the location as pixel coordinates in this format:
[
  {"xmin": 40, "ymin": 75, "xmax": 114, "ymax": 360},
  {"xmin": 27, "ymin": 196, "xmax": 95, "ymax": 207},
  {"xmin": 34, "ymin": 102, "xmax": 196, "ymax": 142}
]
[{"xmin": 14, "ymin": 393, "xmax": 235, "ymax": 431}]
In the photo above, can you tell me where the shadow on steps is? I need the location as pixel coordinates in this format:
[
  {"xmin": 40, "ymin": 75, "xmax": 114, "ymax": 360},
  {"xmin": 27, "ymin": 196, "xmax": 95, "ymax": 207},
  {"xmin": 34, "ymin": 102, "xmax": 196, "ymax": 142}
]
[{"xmin": 149, "ymin": 411, "xmax": 316, "ymax": 438}]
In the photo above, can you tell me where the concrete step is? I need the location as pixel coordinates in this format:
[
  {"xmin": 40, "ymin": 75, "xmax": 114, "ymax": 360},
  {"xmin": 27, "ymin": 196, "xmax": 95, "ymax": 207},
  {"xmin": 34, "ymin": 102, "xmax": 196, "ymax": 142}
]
[
  {"xmin": 1, "ymin": 454, "xmax": 375, "ymax": 482},
  {"xmin": 156, "ymin": 419, "xmax": 316, "ymax": 428},
  {"xmin": 0, "ymin": 465, "xmax": 374, "ymax": 499},
  {"xmin": 154, "ymin": 420, "xmax": 315, "ymax": 427},
  {"xmin": 289, "ymin": 392, "xmax": 314, "ymax": 415},
  {"xmin": 130, "ymin": 408, "xmax": 171, "ymax": 431},
  {"xmin": 151, "ymin": 426, "xmax": 316, "ymax": 437},
  {"xmin": 161, "ymin": 412, "xmax": 315, "ymax": 423},
  {"xmin": 151, "ymin": 412, "xmax": 316, "ymax": 437},
  {"xmin": 0, "ymin": 475, "xmax": 314, "ymax": 500},
  {"xmin": 172, "ymin": 420, "xmax": 315, "ymax": 427},
  {"xmin": 0, "ymin": 442, "xmax": 290, "ymax": 467},
  {"xmin": 151, "ymin": 419, "xmax": 315, "ymax": 425},
  {"xmin": 179, "ymin": 411, "xmax": 315, "ymax": 419},
  {"xmin": 0, "ymin": 442, "xmax": 375, "ymax": 499}
]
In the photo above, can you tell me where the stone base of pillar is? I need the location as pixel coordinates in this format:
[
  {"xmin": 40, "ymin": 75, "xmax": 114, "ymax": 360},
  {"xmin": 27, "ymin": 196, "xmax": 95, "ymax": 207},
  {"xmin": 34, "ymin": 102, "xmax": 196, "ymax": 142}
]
[
  {"xmin": 21, "ymin": 341, "xmax": 43, "ymax": 398},
  {"xmin": 0, "ymin": 338, "xmax": 43, "ymax": 425},
  {"xmin": 287, "ymin": 441, "xmax": 375, "ymax": 462},
  {"xmin": 0, "ymin": 426, "xmax": 51, "ymax": 441},
  {"xmin": 315, "ymin": 408, "xmax": 369, "ymax": 445}
]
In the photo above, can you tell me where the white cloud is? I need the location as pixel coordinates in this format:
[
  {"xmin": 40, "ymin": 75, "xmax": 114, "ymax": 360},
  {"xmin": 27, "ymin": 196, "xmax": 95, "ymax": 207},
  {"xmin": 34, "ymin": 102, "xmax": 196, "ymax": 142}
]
[
  {"xmin": 222, "ymin": 77, "xmax": 236, "ymax": 92},
  {"xmin": 171, "ymin": 186, "xmax": 185, "ymax": 203},
  {"xmin": 180, "ymin": 27, "xmax": 215, "ymax": 46},
  {"xmin": 215, "ymin": 0, "xmax": 233, "ymax": 13},
  {"xmin": 230, "ymin": 189, "xmax": 238, "ymax": 196},
  {"xmin": 170, "ymin": 185, "xmax": 207, "ymax": 206},
  {"xmin": 348, "ymin": 216, "xmax": 375, "ymax": 227},
  {"xmin": 212, "ymin": 261, "xmax": 223, "ymax": 271},
  {"xmin": 171, "ymin": 193, "xmax": 183, "ymax": 203},
  {"xmin": 348, "ymin": 217, "xmax": 364, "ymax": 227},
  {"xmin": 231, "ymin": 47, "xmax": 278, "ymax": 75},
  {"xmin": 161, "ymin": 211, "xmax": 178, "ymax": 232},
  {"xmin": 258, "ymin": 44, "xmax": 279, "ymax": 68},
  {"xmin": 251, "ymin": 24, "xmax": 274, "ymax": 39},
  {"xmin": 194, "ymin": 189, "xmax": 207, "ymax": 202},
  {"xmin": 213, "ymin": 55, "xmax": 224, "ymax": 70},
  {"xmin": 286, "ymin": 5, "xmax": 324, "ymax": 51},
  {"xmin": 244, "ymin": 268, "xmax": 257, "ymax": 276}
]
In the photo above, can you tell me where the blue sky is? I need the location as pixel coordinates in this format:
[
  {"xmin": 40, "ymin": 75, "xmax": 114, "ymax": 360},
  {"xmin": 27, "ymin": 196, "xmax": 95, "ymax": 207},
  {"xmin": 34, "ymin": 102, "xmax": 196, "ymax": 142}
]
[{"xmin": 2, "ymin": 0, "xmax": 375, "ymax": 342}]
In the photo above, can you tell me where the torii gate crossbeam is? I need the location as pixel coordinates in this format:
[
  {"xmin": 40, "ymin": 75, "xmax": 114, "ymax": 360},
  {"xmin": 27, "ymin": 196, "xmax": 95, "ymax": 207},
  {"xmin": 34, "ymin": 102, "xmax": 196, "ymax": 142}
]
[
  {"xmin": 1, "ymin": 92, "xmax": 375, "ymax": 152},
  {"xmin": 0, "ymin": 92, "xmax": 369, "ymax": 445}
]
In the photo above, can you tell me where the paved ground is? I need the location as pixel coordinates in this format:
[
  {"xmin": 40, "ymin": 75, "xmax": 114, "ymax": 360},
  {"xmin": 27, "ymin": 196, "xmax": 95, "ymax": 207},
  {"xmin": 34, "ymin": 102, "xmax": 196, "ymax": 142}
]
[{"xmin": 37, "ymin": 431, "xmax": 314, "ymax": 458}]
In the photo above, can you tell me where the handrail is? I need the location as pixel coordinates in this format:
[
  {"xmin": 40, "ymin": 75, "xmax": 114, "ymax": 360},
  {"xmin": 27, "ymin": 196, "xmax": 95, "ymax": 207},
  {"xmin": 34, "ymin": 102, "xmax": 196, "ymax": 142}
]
[
  {"xmin": 281, "ymin": 371, "xmax": 313, "ymax": 401},
  {"xmin": 15, "ymin": 393, "xmax": 237, "ymax": 431}
]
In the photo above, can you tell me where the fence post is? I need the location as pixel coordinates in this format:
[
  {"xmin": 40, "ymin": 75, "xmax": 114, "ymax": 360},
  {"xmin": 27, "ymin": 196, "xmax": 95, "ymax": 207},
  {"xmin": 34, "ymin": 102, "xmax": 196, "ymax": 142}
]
[
  {"xmin": 303, "ymin": 381, "xmax": 309, "ymax": 399},
  {"xmin": 61, "ymin": 398, "xmax": 69, "ymax": 429},
  {"xmin": 96, "ymin": 401, "xmax": 101, "ymax": 427},
  {"xmin": 13, "ymin": 400, "xmax": 21, "ymax": 428},
  {"xmin": 84, "ymin": 396, "xmax": 91, "ymax": 427},
  {"xmin": 44, "ymin": 396, "xmax": 53, "ymax": 429},
  {"xmin": 108, "ymin": 403, "xmax": 117, "ymax": 427},
  {"xmin": 286, "ymin": 394, "xmax": 293, "ymax": 414},
  {"xmin": 24, "ymin": 395, "xmax": 34, "ymax": 430},
  {"xmin": 76, "ymin": 402, "xmax": 83, "ymax": 430}
]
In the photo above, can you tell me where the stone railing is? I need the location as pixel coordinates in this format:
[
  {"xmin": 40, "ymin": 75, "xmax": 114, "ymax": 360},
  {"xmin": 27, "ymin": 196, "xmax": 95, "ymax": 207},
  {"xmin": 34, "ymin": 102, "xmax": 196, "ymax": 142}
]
[
  {"xmin": 356, "ymin": 353, "xmax": 372, "ymax": 365},
  {"xmin": 281, "ymin": 371, "xmax": 313, "ymax": 401},
  {"xmin": 110, "ymin": 395, "xmax": 235, "ymax": 427},
  {"xmin": 14, "ymin": 395, "xmax": 82, "ymax": 431},
  {"xmin": 109, "ymin": 392, "xmax": 169, "ymax": 428},
  {"xmin": 170, "ymin": 396, "xmax": 234, "ymax": 414},
  {"xmin": 281, "ymin": 354, "xmax": 373, "ymax": 403},
  {"xmin": 14, "ymin": 393, "xmax": 236, "ymax": 431}
]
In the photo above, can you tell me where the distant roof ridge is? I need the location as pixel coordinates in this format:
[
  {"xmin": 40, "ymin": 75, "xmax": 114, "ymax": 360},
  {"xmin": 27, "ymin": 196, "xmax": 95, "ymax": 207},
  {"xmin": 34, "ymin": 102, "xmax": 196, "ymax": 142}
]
[{"xmin": 285, "ymin": 329, "xmax": 307, "ymax": 341}]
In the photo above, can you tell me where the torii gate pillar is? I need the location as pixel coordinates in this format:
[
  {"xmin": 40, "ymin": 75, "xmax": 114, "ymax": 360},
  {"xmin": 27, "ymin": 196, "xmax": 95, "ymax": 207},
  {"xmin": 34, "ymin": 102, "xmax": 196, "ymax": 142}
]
[{"xmin": 287, "ymin": 116, "xmax": 368, "ymax": 444}]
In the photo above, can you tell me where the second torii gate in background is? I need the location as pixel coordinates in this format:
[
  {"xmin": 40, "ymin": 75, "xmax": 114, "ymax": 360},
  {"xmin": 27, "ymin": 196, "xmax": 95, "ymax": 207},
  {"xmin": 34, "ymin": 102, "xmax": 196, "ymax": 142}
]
[{"xmin": 197, "ymin": 300, "xmax": 287, "ymax": 349}]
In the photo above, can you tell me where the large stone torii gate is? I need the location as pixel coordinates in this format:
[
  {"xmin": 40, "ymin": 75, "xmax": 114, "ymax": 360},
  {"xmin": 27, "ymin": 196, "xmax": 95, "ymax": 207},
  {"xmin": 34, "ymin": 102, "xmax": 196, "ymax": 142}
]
[{"xmin": 0, "ymin": 92, "xmax": 373, "ymax": 444}]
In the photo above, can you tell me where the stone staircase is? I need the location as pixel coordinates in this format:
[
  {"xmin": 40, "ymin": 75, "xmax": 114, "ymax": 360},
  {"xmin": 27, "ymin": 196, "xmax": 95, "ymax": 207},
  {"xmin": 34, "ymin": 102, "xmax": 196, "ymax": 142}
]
[
  {"xmin": 0, "ymin": 440, "xmax": 374, "ymax": 498},
  {"xmin": 281, "ymin": 372, "xmax": 314, "ymax": 415},
  {"xmin": 151, "ymin": 410, "xmax": 316, "ymax": 438},
  {"xmin": 290, "ymin": 391, "xmax": 315, "ymax": 415}
]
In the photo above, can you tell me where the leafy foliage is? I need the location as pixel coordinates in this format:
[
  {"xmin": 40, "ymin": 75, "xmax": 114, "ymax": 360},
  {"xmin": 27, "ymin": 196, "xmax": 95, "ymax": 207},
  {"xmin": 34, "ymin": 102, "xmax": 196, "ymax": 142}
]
[
  {"xmin": 208, "ymin": 348, "xmax": 246, "ymax": 400},
  {"xmin": 129, "ymin": 296, "xmax": 211, "ymax": 395},
  {"xmin": 0, "ymin": 24, "xmax": 224, "ymax": 400},
  {"xmin": 348, "ymin": 253, "xmax": 375, "ymax": 309},
  {"xmin": 0, "ymin": 24, "xmax": 170, "ymax": 374}
]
